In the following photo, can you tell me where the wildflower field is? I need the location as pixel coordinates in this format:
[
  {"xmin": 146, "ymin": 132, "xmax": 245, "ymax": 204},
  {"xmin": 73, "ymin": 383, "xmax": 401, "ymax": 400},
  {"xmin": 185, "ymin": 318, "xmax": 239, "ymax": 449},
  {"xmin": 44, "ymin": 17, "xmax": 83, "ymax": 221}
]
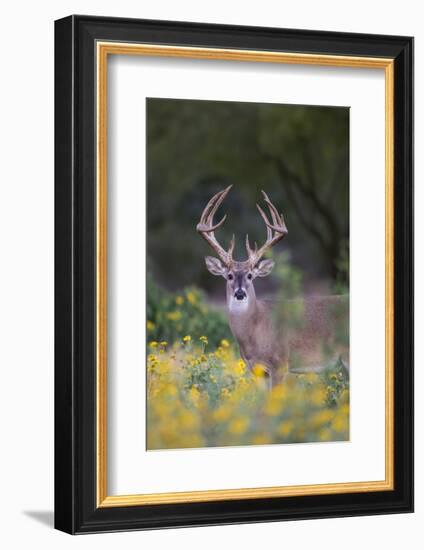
[{"xmin": 147, "ymin": 337, "xmax": 349, "ymax": 450}]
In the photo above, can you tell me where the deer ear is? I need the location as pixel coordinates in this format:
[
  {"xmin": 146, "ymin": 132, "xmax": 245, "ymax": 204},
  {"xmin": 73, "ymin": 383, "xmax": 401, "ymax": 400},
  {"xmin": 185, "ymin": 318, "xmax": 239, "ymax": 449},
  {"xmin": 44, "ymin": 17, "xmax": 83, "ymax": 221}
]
[
  {"xmin": 255, "ymin": 259, "xmax": 275, "ymax": 278},
  {"xmin": 205, "ymin": 256, "xmax": 227, "ymax": 277}
]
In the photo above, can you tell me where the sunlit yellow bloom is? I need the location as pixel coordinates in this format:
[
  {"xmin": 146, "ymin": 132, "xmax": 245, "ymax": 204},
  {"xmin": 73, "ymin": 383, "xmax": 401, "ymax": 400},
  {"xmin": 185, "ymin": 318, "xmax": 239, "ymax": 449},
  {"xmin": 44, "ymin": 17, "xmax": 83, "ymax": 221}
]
[
  {"xmin": 331, "ymin": 414, "xmax": 347, "ymax": 433},
  {"xmin": 163, "ymin": 384, "xmax": 178, "ymax": 397},
  {"xmin": 186, "ymin": 291, "xmax": 197, "ymax": 305},
  {"xmin": 309, "ymin": 409, "xmax": 333, "ymax": 429},
  {"xmin": 199, "ymin": 335, "xmax": 208, "ymax": 345},
  {"xmin": 228, "ymin": 417, "xmax": 249, "ymax": 435},
  {"xmin": 220, "ymin": 387, "xmax": 231, "ymax": 399},
  {"xmin": 189, "ymin": 386, "xmax": 200, "ymax": 405},
  {"xmin": 339, "ymin": 403, "xmax": 349, "ymax": 416},
  {"xmin": 149, "ymin": 341, "xmax": 158, "ymax": 348},
  {"xmin": 318, "ymin": 427, "xmax": 333, "ymax": 441},
  {"xmin": 166, "ymin": 310, "xmax": 182, "ymax": 321},
  {"xmin": 159, "ymin": 341, "xmax": 168, "ymax": 347},
  {"xmin": 179, "ymin": 410, "xmax": 198, "ymax": 429},
  {"xmin": 146, "ymin": 320, "xmax": 155, "ymax": 331},
  {"xmin": 251, "ymin": 434, "xmax": 271, "ymax": 445},
  {"xmin": 175, "ymin": 295, "xmax": 184, "ymax": 305},
  {"xmin": 252, "ymin": 363, "xmax": 267, "ymax": 377},
  {"xmin": 270, "ymin": 384, "xmax": 287, "ymax": 400},
  {"xmin": 277, "ymin": 421, "xmax": 293, "ymax": 437},
  {"xmin": 310, "ymin": 387, "xmax": 326, "ymax": 406},
  {"xmin": 220, "ymin": 339, "xmax": 230, "ymax": 348},
  {"xmin": 264, "ymin": 397, "xmax": 282, "ymax": 416},
  {"xmin": 213, "ymin": 404, "xmax": 231, "ymax": 422},
  {"xmin": 234, "ymin": 359, "xmax": 246, "ymax": 375},
  {"xmin": 183, "ymin": 335, "xmax": 191, "ymax": 343}
]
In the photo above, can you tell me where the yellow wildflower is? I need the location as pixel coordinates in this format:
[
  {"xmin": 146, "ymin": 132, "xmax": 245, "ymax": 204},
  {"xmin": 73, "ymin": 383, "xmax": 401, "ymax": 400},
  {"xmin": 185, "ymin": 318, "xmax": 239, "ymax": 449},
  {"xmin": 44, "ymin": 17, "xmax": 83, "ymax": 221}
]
[
  {"xmin": 234, "ymin": 359, "xmax": 246, "ymax": 375},
  {"xmin": 318, "ymin": 427, "xmax": 333, "ymax": 441},
  {"xmin": 264, "ymin": 397, "xmax": 282, "ymax": 416},
  {"xmin": 213, "ymin": 404, "xmax": 232, "ymax": 422},
  {"xmin": 252, "ymin": 363, "xmax": 267, "ymax": 377},
  {"xmin": 175, "ymin": 295, "xmax": 184, "ymax": 305},
  {"xmin": 251, "ymin": 434, "xmax": 271, "ymax": 445},
  {"xmin": 159, "ymin": 341, "xmax": 168, "ymax": 347},
  {"xmin": 228, "ymin": 417, "xmax": 249, "ymax": 435},
  {"xmin": 186, "ymin": 291, "xmax": 197, "ymax": 305},
  {"xmin": 189, "ymin": 386, "xmax": 200, "ymax": 405},
  {"xmin": 277, "ymin": 421, "xmax": 293, "ymax": 437},
  {"xmin": 146, "ymin": 320, "xmax": 155, "ymax": 331},
  {"xmin": 149, "ymin": 341, "xmax": 158, "ymax": 348},
  {"xmin": 310, "ymin": 387, "xmax": 326, "ymax": 406},
  {"xmin": 199, "ymin": 335, "xmax": 208, "ymax": 345},
  {"xmin": 166, "ymin": 310, "xmax": 182, "ymax": 321},
  {"xmin": 183, "ymin": 335, "xmax": 191, "ymax": 343},
  {"xmin": 179, "ymin": 410, "xmax": 198, "ymax": 429},
  {"xmin": 270, "ymin": 384, "xmax": 287, "ymax": 400},
  {"xmin": 331, "ymin": 414, "xmax": 348, "ymax": 433},
  {"xmin": 309, "ymin": 409, "xmax": 334, "ymax": 429},
  {"xmin": 220, "ymin": 339, "xmax": 230, "ymax": 348}
]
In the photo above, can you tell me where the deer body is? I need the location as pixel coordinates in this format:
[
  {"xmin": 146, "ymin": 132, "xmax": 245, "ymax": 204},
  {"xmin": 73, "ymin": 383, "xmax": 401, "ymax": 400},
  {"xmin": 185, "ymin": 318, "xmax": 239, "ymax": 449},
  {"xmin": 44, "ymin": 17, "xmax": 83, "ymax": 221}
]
[
  {"xmin": 225, "ymin": 267, "xmax": 289, "ymax": 385},
  {"xmin": 197, "ymin": 186, "xmax": 347, "ymax": 388}
]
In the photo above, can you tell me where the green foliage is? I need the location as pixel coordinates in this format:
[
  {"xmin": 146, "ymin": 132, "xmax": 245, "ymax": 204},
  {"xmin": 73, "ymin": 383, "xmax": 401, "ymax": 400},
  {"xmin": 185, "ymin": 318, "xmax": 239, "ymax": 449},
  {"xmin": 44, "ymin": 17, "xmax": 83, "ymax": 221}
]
[
  {"xmin": 147, "ymin": 98, "xmax": 350, "ymax": 290},
  {"xmin": 334, "ymin": 238, "xmax": 350, "ymax": 294},
  {"xmin": 146, "ymin": 276, "xmax": 232, "ymax": 349},
  {"xmin": 268, "ymin": 250, "xmax": 306, "ymax": 331},
  {"xmin": 272, "ymin": 249, "xmax": 304, "ymax": 300},
  {"xmin": 297, "ymin": 357, "xmax": 350, "ymax": 408}
]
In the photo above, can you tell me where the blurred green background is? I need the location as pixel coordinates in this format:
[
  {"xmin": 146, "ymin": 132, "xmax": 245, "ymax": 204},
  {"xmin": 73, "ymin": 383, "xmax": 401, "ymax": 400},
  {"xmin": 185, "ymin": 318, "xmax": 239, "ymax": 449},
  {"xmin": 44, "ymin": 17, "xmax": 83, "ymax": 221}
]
[{"xmin": 146, "ymin": 98, "xmax": 349, "ymax": 346}]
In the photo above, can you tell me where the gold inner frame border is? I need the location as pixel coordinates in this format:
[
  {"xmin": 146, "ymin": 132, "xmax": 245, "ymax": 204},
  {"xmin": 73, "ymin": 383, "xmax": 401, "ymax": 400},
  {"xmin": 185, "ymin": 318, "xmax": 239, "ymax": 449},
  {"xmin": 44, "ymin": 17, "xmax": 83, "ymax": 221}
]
[{"xmin": 96, "ymin": 41, "xmax": 394, "ymax": 508}]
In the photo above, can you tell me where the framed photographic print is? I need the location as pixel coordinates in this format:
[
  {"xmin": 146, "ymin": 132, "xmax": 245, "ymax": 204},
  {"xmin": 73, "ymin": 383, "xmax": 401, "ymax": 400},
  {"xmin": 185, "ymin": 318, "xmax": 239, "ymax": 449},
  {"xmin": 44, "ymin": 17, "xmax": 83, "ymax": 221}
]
[{"xmin": 54, "ymin": 15, "xmax": 414, "ymax": 534}]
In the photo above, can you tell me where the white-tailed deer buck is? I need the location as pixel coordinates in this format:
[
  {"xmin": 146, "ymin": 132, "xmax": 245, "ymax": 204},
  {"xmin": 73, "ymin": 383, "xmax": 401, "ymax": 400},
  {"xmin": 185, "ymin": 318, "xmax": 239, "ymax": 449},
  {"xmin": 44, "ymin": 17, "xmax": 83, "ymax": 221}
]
[{"xmin": 197, "ymin": 185, "xmax": 348, "ymax": 388}]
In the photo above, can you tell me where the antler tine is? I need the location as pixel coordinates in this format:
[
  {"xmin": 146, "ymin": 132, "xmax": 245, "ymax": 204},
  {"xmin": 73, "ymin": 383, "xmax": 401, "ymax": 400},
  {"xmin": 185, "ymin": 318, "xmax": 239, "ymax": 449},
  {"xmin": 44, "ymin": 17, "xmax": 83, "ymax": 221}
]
[
  {"xmin": 245, "ymin": 234, "xmax": 258, "ymax": 258},
  {"xmin": 247, "ymin": 191, "xmax": 288, "ymax": 266},
  {"xmin": 262, "ymin": 190, "xmax": 286, "ymax": 231},
  {"xmin": 256, "ymin": 204, "xmax": 273, "ymax": 240},
  {"xmin": 206, "ymin": 185, "xmax": 232, "ymax": 225},
  {"xmin": 198, "ymin": 213, "xmax": 227, "ymax": 233},
  {"xmin": 261, "ymin": 190, "xmax": 278, "ymax": 227},
  {"xmin": 198, "ymin": 186, "xmax": 228, "ymax": 229},
  {"xmin": 228, "ymin": 234, "xmax": 235, "ymax": 256},
  {"xmin": 196, "ymin": 186, "xmax": 234, "ymax": 265}
]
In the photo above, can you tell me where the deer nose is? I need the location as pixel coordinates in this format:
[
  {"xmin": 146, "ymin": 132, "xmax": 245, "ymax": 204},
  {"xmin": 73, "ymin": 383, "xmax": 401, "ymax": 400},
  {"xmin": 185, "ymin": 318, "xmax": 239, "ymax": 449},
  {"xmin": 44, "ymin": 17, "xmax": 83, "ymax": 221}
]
[{"xmin": 234, "ymin": 289, "xmax": 246, "ymax": 300}]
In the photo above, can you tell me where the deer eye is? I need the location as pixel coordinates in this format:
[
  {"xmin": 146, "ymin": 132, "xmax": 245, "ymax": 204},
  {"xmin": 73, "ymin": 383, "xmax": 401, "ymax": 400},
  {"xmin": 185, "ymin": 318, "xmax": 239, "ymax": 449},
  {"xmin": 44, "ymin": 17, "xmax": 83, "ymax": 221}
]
[
  {"xmin": 247, "ymin": 273, "xmax": 252, "ymax": 280},
  {"xmin": 228, "ymin": 274, "xmax": 233, "ymax": 280}
]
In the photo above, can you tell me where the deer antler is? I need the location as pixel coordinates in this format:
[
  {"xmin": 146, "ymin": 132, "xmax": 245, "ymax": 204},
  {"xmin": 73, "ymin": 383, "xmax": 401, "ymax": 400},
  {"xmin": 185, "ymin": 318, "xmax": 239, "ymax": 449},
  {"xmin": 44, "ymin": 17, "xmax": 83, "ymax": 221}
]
[
  {"xmin": 196, "ymin": 185, "xmax": 235, "ymax": 266},
  {"xmin": 246, "ymin": 190, "xmax": 288, "ymax": 266}
]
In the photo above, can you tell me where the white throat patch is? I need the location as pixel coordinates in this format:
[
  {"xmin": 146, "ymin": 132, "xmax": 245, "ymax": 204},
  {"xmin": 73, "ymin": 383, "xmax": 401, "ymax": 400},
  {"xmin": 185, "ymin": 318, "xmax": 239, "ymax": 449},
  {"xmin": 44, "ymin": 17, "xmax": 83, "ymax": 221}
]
[{"xmin": 228, "ymin": 294, "xmax": 249, "ymax": 314}]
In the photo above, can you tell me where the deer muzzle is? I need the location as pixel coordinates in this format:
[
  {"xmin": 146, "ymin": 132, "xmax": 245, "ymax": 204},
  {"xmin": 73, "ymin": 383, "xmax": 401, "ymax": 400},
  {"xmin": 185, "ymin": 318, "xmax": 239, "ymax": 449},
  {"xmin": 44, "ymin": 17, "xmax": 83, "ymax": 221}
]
[{"xmin": 234, "ymin": 288, "xmax": 247, "ymax": 301}]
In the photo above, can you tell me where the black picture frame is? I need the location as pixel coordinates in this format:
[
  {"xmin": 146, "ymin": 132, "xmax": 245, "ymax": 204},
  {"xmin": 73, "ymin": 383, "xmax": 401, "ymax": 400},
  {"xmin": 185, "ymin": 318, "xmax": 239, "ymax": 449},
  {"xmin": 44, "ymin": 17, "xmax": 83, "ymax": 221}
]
[{"xmin": 55, "ymin": 14, "xmax": 414, "ymax": 534}]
